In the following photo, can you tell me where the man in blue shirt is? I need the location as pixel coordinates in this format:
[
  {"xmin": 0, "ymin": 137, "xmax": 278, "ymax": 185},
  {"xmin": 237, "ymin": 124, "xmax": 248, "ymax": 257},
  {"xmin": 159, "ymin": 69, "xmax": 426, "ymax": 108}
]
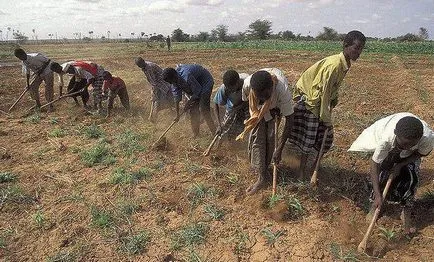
[
  {"xmin": 213, "ymin": 70, "xmax": 249, "ymax": 140},
  {"xmin": 162, "ymin": 64, "xmax": 216, "ymax": 137}
]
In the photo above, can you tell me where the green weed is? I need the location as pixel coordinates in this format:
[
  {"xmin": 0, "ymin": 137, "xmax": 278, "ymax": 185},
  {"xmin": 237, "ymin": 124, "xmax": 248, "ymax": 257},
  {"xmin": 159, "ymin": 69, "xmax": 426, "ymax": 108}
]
[
  {"xmin": 261, "ymin": 228, "xmax": 285, "ymax": 247},
  {"xmin": 82, "ymin": 123, "xmax": 104, "ymax": 139},
  {"xmin": 80, "ymin": 141, "xmax": 116, "ymax": 167},
  {"xmin": 287, "ymin": 195, "xmax": 305, "ymax": 218},
  {"xmin": 421, "ymin": 190, "xmax": 434, "ymax": 201},
  {"xmin": 90, "ymin": 206, "xmax": 114, "ymax": 229},
  {"xmin": 204, "ymin": 205, "xmax": 224, "ymax": 220},
  {"xmin": 329, "ymin": 242, "xmax": 359, "ymax": 261},
  {"xmin": 119, "ymin": 231, "xmax": 150, "ymax": 255},
  {"xmin": 116, "ymin": 130, "xmax": 146, "ymax": 156},
  {"xmin": 109, "ymin": 167, "xmax": 151, "ymax": 185},
  {"xmin": 49, "ymin": 117, "xmax": 59, "ymax": 124},
  {"xmin": 33, "ymin": 210, "xmax": 45, "ymax": 228},
  {"xmin": 0, "ymin": 172, "xmax": 16, "ymax": 183},
  {"xmin": 117, "ymin": 199, "xmax": 139, "ymax": 216},
  {"xmin": 226, "ymin": 174, "xmax": 239, "ymax": 185},
  {"xmin": 231, "ymin": 227, "xmax": 252, "ymax": 256},
  {"xmin": 171, "ymin": 223, "xmax": 208, "ymax": 250},
  {"xmin": 49, "ymin": 127, "xmax": 67, "ymax": 138},
  {"xmin": 378, "ymin": 227, "xmax": 396, "ymax": 241},
  {"xmin": 0, "ymin": 185, "xmax": 34, "ymax": 206},
  {"xmin": 267, "ymin": 194, "xmax": 284, "ymax": 208},
  {"xmin": 187, "ymin": 183, "xmax": 213, "ymax": 207},
  {"xmin": 26, "ymin": 112, "xmax": 41, "ymax": 124}
]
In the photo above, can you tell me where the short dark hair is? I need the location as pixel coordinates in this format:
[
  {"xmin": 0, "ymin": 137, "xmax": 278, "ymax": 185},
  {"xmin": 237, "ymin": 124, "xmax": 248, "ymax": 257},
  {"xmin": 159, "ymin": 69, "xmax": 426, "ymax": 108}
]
[
  {"xmin": 135, "ymin": 57, "xmax": 146, "ymax": 68},
  {"xmin": 343, "ymin": 30, "xmax": 366, "ymax": 47},
  {"xmin": 103, "ymin": 71, "xmax": 112, "ymax": 80},
  {"xmin": 14, "ymin": 48, "xmax": 27, "ymax": 59},
  {"xmin": 395, "ymin": 116, "xmax": 424, "ymax": 140},
  {"xmin": 162, "ymin": 68, "xmax": 178, "ymax": 83},
  {"xmin": 223, "ymin": 70, "xmax": 240, "ymax": 87},
  {"xmin": 250, "ymin": 70, "xmax": 273, "ymax": 92},
  {"xmin": 50, "ymin": 62, "xmax": 62, "ymax": 74}
]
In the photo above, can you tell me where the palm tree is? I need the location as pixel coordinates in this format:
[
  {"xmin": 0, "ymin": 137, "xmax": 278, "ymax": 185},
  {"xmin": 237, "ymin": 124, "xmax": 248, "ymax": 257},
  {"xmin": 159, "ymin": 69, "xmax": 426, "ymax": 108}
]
[
  {"xmin": 107, "ymin": 30, "xmax": 110, "ymax": 39},
  {"xmin": 32, "ymin": 29, "xmax": 36, "ymax": 40},
  {"xmin": 0, "ymin": 30, "xmax": 2, "ymax": 41},
  {"xmin": 48, "ymin": 33, "xmax": 53, "ymax": 40},
  {"xmin": 89, "ymin": 31, "xmax": 94, "ymax": 39},
  {"xmin": 6, "ymin": 27, "xmax": 11, "ymax": 40}
]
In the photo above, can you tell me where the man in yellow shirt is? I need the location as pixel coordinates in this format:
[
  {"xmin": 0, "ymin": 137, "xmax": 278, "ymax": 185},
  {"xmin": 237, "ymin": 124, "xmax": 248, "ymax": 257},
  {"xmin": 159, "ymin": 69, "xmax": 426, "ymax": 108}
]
[{"xmin": 288, "ymin": 30, "xmax": 366, "ymax": 180}]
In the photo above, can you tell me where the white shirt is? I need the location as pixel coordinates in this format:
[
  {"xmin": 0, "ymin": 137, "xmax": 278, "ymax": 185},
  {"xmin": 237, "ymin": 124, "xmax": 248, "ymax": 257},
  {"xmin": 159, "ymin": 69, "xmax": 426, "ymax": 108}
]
[
  {"xmin": 242, "ymin": 68, "xmax": 294, "ymax": 121},
  {"xmin": 348, "ymin": 112, "xmax": 434, "ymax": 163},
  {"xmin": 21, "ymin": 53, "xmax": 52, "ymax": 77}
]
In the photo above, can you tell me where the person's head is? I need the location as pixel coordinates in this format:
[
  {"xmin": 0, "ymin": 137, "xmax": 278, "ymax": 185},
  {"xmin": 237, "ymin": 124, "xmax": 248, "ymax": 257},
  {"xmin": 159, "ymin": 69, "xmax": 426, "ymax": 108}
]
[
  {"xmin": 250, "ymin": 70, "xmax": 273, "ymax": 103},
  {"xmin": 50, "ymin": 62, "xmax": 63, "ymax": 74},
  {"xmin": 14, "ymin": 48, "xmax": 27, "ymax": 61},
  {"xmin": 394, "ymin": 116, "xmax": 424, "ymax": 150},
  {"xmin": 223, "ymin": 70, "xmax": 242, "ymax": 94},
  {"xmin": 343, "ymin": 30, "xmax": 366, "ymax": 61},
  {"xmin": 103, "ymin": 71, "xmax": 113, "ymax": 81},
  {"xmin": 162, "ymin": 67, "xmax": 178, "ymax": 84},
  {"xmin": 134, "ymin": 57, "xmax": 146, "ymax": 69}
]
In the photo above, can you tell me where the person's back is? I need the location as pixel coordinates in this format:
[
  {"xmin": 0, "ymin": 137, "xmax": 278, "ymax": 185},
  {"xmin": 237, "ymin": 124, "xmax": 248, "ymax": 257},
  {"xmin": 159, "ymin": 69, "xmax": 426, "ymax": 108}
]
[{"xmin": 177, "ymin": 64, "xmax": 213, "ymax": 91}]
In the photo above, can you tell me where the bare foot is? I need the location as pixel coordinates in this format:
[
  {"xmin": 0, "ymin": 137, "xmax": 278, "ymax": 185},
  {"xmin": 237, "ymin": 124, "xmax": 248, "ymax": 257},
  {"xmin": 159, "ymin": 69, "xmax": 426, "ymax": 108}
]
[{"xmin": 246, "ymin": 178, "xmax": 266, "ymax": 195}]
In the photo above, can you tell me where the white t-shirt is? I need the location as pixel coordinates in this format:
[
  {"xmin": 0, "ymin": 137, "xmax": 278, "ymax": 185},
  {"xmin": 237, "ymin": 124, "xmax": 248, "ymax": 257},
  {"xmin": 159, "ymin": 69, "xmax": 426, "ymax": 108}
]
[
  {"xmin": 242, "ymin": 68, "xmax": 293, "ymax": 122},
  {"xmin": 21, "ymin": 53, "xmax": 52, "ymax": 77},
  {"xmin": 348, "ymin": 112, "xmax": 434, "ymax": 163}
]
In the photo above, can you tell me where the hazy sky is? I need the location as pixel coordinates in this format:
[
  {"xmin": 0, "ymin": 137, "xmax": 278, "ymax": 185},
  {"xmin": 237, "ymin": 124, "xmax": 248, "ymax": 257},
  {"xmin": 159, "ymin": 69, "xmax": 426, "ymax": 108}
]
[{"xmin": 0, "ymin": 0, "xmax": 433, "ymax": 40}]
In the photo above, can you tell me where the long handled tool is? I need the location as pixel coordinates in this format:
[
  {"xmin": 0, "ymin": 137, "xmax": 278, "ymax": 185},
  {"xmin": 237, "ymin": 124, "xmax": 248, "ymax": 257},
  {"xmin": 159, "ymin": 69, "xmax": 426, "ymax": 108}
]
[
  {"xmin": 152, "ymin": 109, "xmax": 187, "ymax": 147},
  {"xmin": 202, "ymin": 111, "xmax": 238, "ymax": 156},
  {"xmin": 358, "ymin": 177, "xmax": 393, "ymax": 253},
  {"xmin": 310, "ymin": 128, "xmax": 329, "ymax": 187},
  {"xmin": 39, "ymin": 89, "xmax": 85, "ymax": 110},
  {"xmin": 272, "ymin": 115, "xmax": 281, "ymax": 196},
  {"xmin": 8, "ymin": 86, "xmax": 31, "ymax": 112}
]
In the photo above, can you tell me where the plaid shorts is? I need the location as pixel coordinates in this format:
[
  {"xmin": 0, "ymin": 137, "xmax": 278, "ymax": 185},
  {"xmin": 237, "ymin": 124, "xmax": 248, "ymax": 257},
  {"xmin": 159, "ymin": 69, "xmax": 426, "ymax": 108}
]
[{"xmin": 287, "ymin": 100, "xmax": 334, "ymax": 154}]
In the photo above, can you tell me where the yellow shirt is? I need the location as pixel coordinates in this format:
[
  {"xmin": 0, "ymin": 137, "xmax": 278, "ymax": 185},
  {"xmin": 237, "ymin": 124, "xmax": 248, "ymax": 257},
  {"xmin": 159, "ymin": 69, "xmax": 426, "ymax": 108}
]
[{"xmin": 294, "ymin": 52, "xmax": 349, "ymax": 123}]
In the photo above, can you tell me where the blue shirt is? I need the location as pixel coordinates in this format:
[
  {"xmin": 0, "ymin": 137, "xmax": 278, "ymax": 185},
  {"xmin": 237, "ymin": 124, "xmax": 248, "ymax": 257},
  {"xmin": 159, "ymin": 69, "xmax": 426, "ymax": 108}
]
[
  {"xmin": 213, "ymin": 73, "xmax": 249, "ymax": 111},
  {"xmin": 171, "ymin": 64, "xmax": 214, "ymax": 102}
]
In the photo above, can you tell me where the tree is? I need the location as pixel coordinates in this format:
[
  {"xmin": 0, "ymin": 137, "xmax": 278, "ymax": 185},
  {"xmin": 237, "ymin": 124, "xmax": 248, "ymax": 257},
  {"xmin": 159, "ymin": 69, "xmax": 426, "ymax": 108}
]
[
  {"xmin": 418, "ymin": 27, "xmax": 428, "ymax": 40},
  {"xmin": 397, "ymin": 33, "xmax": 421, "ymax": 42},
  {"xmin": 88, "ymin": 31, "xmax": 94, "ymax": 39},
  {"xmin": 13, "ymin": 31, "xmax": 28, "ymax": 42},
  {"xmin": 171, "ymin": 28, "xmax": 189, "ymax": 42},
  {"xmin": 107, "ymin": 30, "xmax": 110, "ymax": 39},
  {"xmin": 7, "ymin": 27, "xmax": 11, "ymax": 40},
  {"xmin": 248, "ymin": 19, "xmax": 272, "ymax": 39},
  {"xmin": 211, "ymin": 24, "xmax": 228, "ymax": 41},
  {"xmin": 32, "ymin": 29, "xmax": 36, "ymax": 40},
  {"xmin": 196, "ymin": 31, "xmax": 210, "ymax": 42},
  {"xmin": 280, "ymin": 30, "xmax": 296, "ymax": 40},
  {"xmin": 316, "ymin": 27, "xmax": 339, "ymax": 41}
]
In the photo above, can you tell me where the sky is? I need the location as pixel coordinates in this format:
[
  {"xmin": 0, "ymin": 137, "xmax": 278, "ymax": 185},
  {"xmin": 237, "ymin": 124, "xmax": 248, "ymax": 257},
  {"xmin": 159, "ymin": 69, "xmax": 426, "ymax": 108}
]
[{"xmin": 0, "ymin": 0, "xmax": 433, "ymax": 40}]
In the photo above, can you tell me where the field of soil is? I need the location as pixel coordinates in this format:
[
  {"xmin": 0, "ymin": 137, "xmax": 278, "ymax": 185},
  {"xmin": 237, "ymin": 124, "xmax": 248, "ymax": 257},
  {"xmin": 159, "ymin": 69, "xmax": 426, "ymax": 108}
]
[{"xmin": 0, "ymin": 42, "xmax": 433, "ymax": 261}]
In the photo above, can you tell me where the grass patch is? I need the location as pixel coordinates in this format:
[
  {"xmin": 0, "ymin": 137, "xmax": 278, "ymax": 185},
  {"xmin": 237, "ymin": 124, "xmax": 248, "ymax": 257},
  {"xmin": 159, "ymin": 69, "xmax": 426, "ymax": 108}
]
[
  {"xmin": 0, "ymin": 185, "xmax": 35, "ymax": 206},
  {"xmin": 90, "ymin": 206, "xmax": 114, "ymax": 229},
  {"xmin": 421, "ymin": 190, "xmax": 434, "ymax": 201},
  {"xmin": 46, "ymin": 250, "xmax": 77, "ymax": 262},
  {"xmin": 116, "ymin": 130, "xmax": 146, "ymax": 156},
  {"xmin": 48, "ymin": 127, "xmax": 67, "ymax": 138},
  {"xmin": 117, "ymin": 199, "xmax": 139, "ymax": 216},
  {"xmin": 267, "ymin": 194, "xmax": 284, "ymax": 208},
  {"xmin": 26, "ymin": 112, "xmax": 41, "ymax": 124},
  {"xmin": 204, "ymin": 205, "xmax": 224, "ymax": 220},
  {"xmin": 0, "ymin": 172, "xmax": 16, "ymax": 183},
  {"xmin": 33, "ymin": 210, "xmax": 45, "ymax": 228},
  {"xmin": 378, "ymin": 226, "xmax": 396, "ymax": 241},
  {"xmin": 171, "ymin": 223, "xmax": 208, "ymax": 250},
  {"xmin": 187, "ymin": 183, "xmax": 213, "ymax": 207},
  {"xmin": 261, "ymin": 228, "xmax": 285, "ymax": 247},
  {"xmin": 329, "ymin": 242, "xmax": 359, "ymax": 261},
  {"xmin": 286, "ymin": 195, "xmax": 305, "ymax": 219},
  {"xmin": 80, "ymin": 141, "xmax": 116, "ymax": 167},
  {"xmin": 109, "ymin": 167, "xmax": 151, "ymax": 185},
  {"xmin": 119, "ymin": 231, "xmax": 150, "ymax": 255},
  {"xmin": 82, "ymin": 123, "xmax": 104, "ymax": 139},
  {"xmin": 232, "ymin": 227, "xmax": 252, "ymax": 256}
]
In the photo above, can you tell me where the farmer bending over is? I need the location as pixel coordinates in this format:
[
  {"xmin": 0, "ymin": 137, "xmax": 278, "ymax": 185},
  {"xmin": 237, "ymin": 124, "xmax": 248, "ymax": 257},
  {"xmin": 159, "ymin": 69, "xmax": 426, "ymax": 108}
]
[
  {"xmin": 349, "ymin": 113, "xmax": 434, "ymax": 234},
  {"xmin": 102, "ymin": 71, "xmax": 130, "ymax": 117},
  {"xmin": 134, "ymin": 57, "xmax": 174, "ymax": 122},
  {"xmin": 237, "ymin": 68, "xmax": 294, "ymax": 194},
  {"xmin": 14, "ymin": 48, "xmax": 54, "ymax": 111},
  {"xmin": 162, "ymin": 64, "xmax": 216, "ymax": 137},
  {"xmin": 288, "ymin": 30, "xmax": 366, "ymax": 180},
  {"xmin": 213, "ymin": 70, "xmax": 249, "ymax": 140}
]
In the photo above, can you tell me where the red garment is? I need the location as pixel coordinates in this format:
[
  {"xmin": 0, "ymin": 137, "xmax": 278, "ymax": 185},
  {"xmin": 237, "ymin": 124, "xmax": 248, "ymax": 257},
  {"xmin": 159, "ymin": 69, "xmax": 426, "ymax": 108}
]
[
  {"xmin": 72, "ymin": 61, "xmax": 97, "ymax": 76},
  {"xmin": 103, "ymin": 76, "xmax": 126, "ymax": 92}
]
